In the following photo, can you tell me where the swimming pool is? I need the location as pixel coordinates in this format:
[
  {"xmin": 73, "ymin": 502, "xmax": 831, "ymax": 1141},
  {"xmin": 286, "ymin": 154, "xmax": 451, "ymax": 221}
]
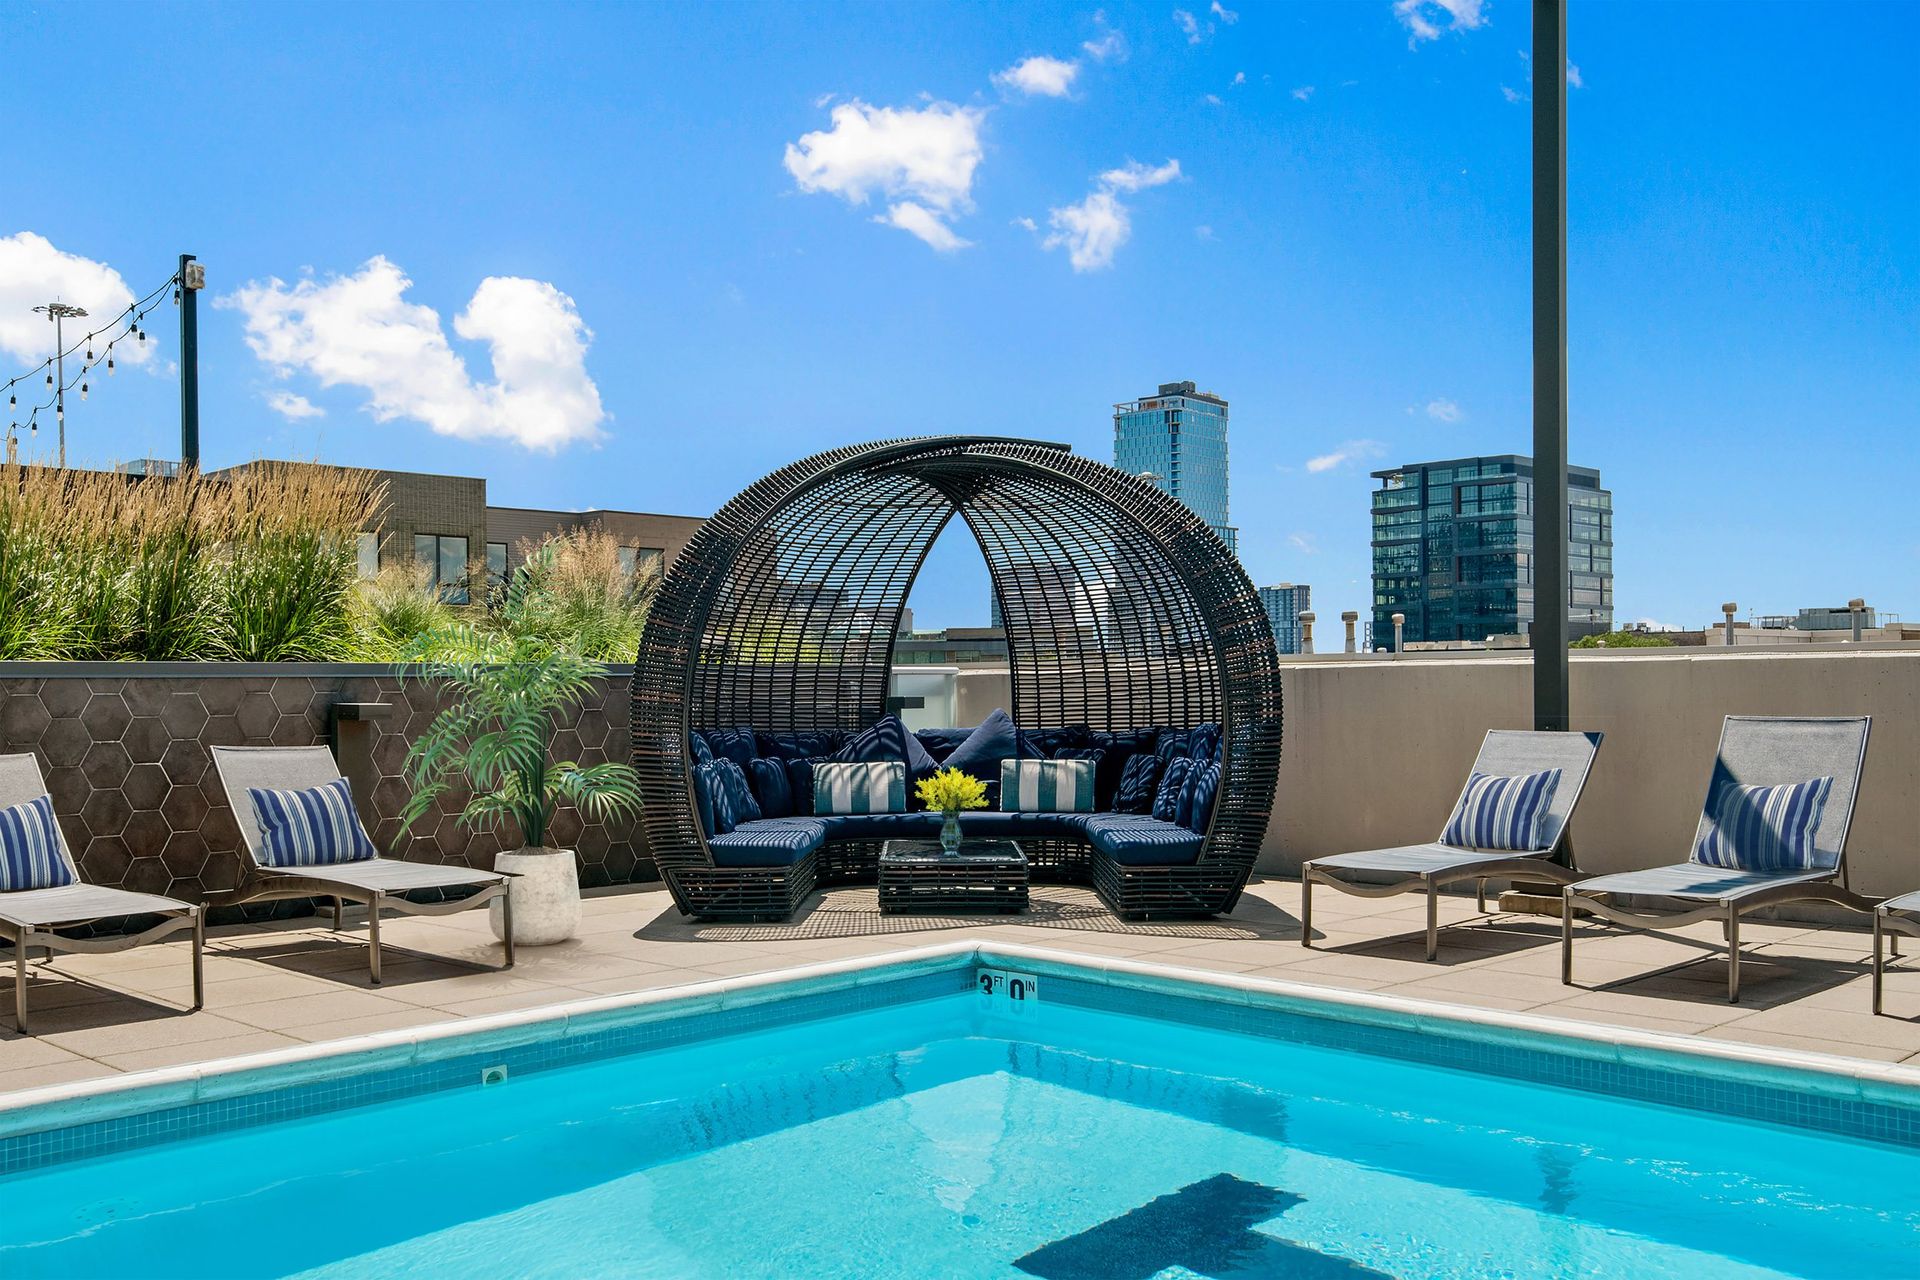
[{"xmin": 2, "ymin": 943, "xmax": 1917, "ymax": 1279}]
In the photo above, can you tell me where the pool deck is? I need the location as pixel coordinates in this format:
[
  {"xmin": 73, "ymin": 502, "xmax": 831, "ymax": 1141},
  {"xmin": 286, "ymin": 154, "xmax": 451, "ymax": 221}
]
[{"xmin": 4, "ymin": 877, "xmax": 1918, "ymax": 1095}]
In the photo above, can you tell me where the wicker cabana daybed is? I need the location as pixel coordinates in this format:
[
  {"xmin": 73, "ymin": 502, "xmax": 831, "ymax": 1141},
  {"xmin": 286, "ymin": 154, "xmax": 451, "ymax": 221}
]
[{"xmin": 632, "ymin": 437, "xmax": 1282, "ymax": 921}]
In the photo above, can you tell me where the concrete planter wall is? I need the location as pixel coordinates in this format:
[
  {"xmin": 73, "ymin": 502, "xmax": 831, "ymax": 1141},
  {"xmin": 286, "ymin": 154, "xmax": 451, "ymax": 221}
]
[{"xmin": 0, "ymin": 662, "xmax": 648, "ymax": 916}]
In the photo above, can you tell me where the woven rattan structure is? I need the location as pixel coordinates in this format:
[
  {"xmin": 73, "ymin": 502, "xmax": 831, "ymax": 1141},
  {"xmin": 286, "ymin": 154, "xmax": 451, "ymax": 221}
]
[{"xmin": 632, "ymin": 437, "xmax": 1282, "ymax": 920}]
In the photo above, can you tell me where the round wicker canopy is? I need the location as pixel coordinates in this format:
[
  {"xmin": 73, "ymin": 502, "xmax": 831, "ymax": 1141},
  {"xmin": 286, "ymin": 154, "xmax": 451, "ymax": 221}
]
[{"xmin": 632, "ymin": 436, "xmax": 1282, "ymax": 916}]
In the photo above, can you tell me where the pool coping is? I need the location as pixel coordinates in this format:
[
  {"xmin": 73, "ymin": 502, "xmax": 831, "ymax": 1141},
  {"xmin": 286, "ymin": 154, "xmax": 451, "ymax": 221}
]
[{"xmin": 4, "ymin": 938, "xmax": 1919, "ymax": 1143}]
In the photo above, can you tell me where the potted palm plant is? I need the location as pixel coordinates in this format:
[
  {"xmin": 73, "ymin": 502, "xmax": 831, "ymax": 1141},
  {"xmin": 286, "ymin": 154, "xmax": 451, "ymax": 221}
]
[{"xmin": 401, "ymin": 625, "xmax": 643, "ymax": 945}]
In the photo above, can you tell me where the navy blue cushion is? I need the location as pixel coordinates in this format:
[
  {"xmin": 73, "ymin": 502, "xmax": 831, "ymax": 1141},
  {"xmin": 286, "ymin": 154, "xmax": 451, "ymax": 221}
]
[
  {"xmin": 1154, "ymin": 757, "xmax": 1195, "ymax": 823},
  {"xmin": 746, "ymin": 758, "xmax": 795, "ymax": 820},
  {"xmin": 1181, "ymin": 760, "xmax": 1220, "ymax": 833},
  {"xmin": 1018, "ymin": 724, "xmax": 1090, "ymax": 758},
  {"xmin": 831, "ymin": 714, "xmax": 939, "ymax": 776},
  {"xmin": 914, "ymin": 727, "xmax": 971, "ymax": 762},
  {"xmin": 958, "ymin": 810, "xmax": 1087, "ymax": 840},
  {"xmin": 944, "ymin": 708, "xmax": 1020, "ymax": 782},
  {"xmin": 691, "ymin": 764, "xmax": 718, "ymax": 836},
  {"xmin": 818, "ymin": 811, "xmax": 943, "ymax": 840},
  {"xmin": 1113, "ymin": 753, "xmax": 1162, "ymax": 815},
  {"xmin": 688, "ymin": 732, "xmax": 715, "ymax": 767},
  {"xmin": 1154, "ymin": 728, "xmax": 1194, "ymax": 764},
  {"xmin": 756, "ymin": 729, "xmax": 847, "ymax": 760},
  {"xmin": 695, "ymin": 762, "xmax": 734, "ymax": 835},
  {"xmin": 1188, "ymin": 722, "xmax": 1223, "ymax": 765},
  {"xmin": 1082, "ymin": 813, "xmax": 1204, "ymax": 866},
  {"xmin": 712, "ymin": 759, "xmax": 761, "ymax": 826},
  {"xmin": 706, "ymin": 818, "xmax": 828, "ymax": 867},
  {"xmin": 784, "ymin": 758, "xmax": 819, "ymax": 815},
  {"xmin": 702, "ymin": 726, "xmax": 759, "ymax": 767},
  {"xmin": 1086, "ymin": 729, "xmax": 1157, "ymax": 809}
]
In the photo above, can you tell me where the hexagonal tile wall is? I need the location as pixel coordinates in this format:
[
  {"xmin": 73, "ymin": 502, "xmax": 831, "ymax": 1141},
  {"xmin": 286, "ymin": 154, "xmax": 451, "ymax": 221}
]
[{"xmin": 0, "ymin": 666, "xmax": 650, "ymax": 915}]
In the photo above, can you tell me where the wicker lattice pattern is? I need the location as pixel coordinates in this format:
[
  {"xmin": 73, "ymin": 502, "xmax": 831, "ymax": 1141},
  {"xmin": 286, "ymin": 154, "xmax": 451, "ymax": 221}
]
[{"xmin": 632, "ymin": 437, "xmax": 1282, "ymax": 920}]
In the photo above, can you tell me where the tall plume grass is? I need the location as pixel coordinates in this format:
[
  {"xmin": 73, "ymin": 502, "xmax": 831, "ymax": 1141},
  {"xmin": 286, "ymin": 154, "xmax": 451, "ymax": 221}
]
[
  {"xmin": 0, "ymin": 461, "xmax": 383, "ymax": 662},
  {"xmin": 495, "ymin": 526, "xmax": 659, "ymax": 663}
]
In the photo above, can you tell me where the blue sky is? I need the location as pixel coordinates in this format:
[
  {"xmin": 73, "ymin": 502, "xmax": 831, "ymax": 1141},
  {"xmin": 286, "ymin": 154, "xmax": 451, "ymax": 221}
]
[{"xmin": 2, "ymin": 0, "xmax": 1914, "ymax": 632}]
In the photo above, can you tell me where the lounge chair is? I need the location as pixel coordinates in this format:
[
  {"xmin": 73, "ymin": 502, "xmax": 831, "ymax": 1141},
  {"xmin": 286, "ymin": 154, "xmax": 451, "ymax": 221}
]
[
  {"xmin": 0, "ymin": 753, "xmax": 203, "ymax": 1034},
  {"xmin": 1562, "ymin": 715, "xmax": 1872, "ymax": 1004},
  {"xmin": 1302, "ymin": 730, "xmax": 1604, "ymax": 959},
  {"xmin": 210, "ymin": 746, "xmax": 512, "ymax": 984}
]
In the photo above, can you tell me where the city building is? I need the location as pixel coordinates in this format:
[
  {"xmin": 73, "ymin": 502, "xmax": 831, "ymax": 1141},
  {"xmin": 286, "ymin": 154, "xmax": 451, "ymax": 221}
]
[
  {"xmin": 210, "ymin": 461, "xmax": 702, "ymax": 603},
  {"xmin": 1258, "ymin": 583, "xmax": 1311, "ymax": 655},
  {"xmin": 1113, "ymin": 380, "xmax": 1237, "ymax": 555},
  {"xmin": 1370, "ymin": 454, "xmax": 1612, "ymax": 647}
]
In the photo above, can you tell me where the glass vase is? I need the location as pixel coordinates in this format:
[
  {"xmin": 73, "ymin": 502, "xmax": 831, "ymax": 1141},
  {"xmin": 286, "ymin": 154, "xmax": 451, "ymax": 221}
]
[{"xmin": 940, "ymin": 810, "xmax": 962, "ymax": 854}]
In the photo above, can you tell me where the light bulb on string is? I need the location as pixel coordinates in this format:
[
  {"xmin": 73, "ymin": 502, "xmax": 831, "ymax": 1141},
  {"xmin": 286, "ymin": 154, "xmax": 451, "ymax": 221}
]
[
  {"xmin": 107, "ymin": 356, "xmax": 115, "ymax": 375},
  {"xmin": 80, "ymin": 383, "xmax": 88, "ymax": 401}
]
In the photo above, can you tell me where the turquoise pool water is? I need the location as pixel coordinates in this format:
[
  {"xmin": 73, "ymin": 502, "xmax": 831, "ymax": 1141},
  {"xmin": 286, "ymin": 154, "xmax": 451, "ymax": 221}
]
[{"xmin": 3, "ymin": 982, "xmax": 1918, "ymax": 1279}]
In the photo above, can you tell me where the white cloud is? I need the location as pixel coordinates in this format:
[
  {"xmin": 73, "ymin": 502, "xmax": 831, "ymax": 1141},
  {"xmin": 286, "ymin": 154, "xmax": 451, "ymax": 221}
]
[
  {"xmin": 0, "ymin": 232, "xmax": 155, "ymax": 372},
  {"xmin": 993, "ymin": 55, "xmax": 1079, "ymax": 98},
  {"xmin": 783, "ymin": 98, "xmax": 986, "ymax": 252},
  {"xmin": 1173, "ymin": 8, "xmax": 1203, "ymax": 43},
  {"xmin": 1100, "ymin": 158, "xmax": 1183, "ymax": 192},
  {"xmin": 1044, "ymin": 191, "xmax": 1131, "ymax": 272},
  {"xmin": 1204, "ymin": 93, "xmax": 1225, "ymax": 106},
  {"xmin": 1566, "ymin": 61, "xmax": 1584, "ymax": 88},
  {"xmin": 1394, "ymin": 0, "xmax": 1486, "ymax": 45},
  {"xmin": 1288, "ymin": 532, "xmax": 1320, "ymax": 554},
  {"xmin": 1425, "ymin": 397, "xmax": 1463, "ymax": 423},
  {"xmin": 1045, "ymin": 158, "xmax": 1183, "ymax": 272},
  {"xmin": 1632, "ymin": 617, "xmax": 1680, "ymax": 632},
  {"xmin": 1194, "ymin": 224, "xmax": 1217, "ymax": 241},
  {"xmin": 1232, "ymin": 71, "xmax": 1247, "ymax": 86},
  {"xmin": 265, "ymin": 390, "xmax": 323, "ymax": 420},
  {"xmin": 1211, "ymin": 1, "xmax": 1239, "ymax": 23},
  {"xmin": 1292, "ymin": 85, "xmax": 1315, "ymax": 101},
  {"xmin": 1501, "ymin": 85, "xmax": 1527, "ymax": 104},
  {"xmin": 1082, "ymin": 13, "xmax": 1128, "ymax": 62},
  {"xmin": 875, "ymin": 201, "xmax": 972, "ymax": 252},
  {"xmin": 1012, "ymin": 216, "xmax": 1039, "ymax": 232},
  {"xmin": 222, "ymin": 256, "xmax": 607, "ymax": 453},
  {"xmin": 1305, "ymin": 439, "xmax": 1386, "ymax": 473}
]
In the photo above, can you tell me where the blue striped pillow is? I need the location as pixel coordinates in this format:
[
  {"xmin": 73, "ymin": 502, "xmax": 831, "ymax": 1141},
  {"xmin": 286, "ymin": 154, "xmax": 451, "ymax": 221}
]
[
  {"xmin": 1692, "ymin": 776, "xmax": 1834, "ymax": 872},
  {"xmin": 1000, "ymin": 759, "xmax": 1096, "ymax": 812},
  {"xmin": 1153, "ymin": 757, "xmax": 1196, "ymax": 823},
  {"xmin": 0, "ymin": 794, "xmax": 76, "ymax": 891},
  {"xmin": 247, "ymin": 777, "xmax": 379, "ymax": 868},
  {"xmin": 1440, "ymin": 769, "xmax": 1562, "ymax": 852},
  {"xmin": 812, "ymin": 761, "xmax": 906, "ymax": 815}
]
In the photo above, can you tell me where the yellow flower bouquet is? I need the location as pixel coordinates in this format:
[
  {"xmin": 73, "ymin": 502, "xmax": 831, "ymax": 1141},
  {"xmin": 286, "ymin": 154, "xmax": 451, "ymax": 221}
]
[{"xmin": 916, "ymin": 767, "xmax": 988, "ymax": 816}]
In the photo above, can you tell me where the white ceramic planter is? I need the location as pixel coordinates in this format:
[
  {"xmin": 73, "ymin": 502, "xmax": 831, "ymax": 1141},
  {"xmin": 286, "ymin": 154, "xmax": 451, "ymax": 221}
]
[{"xmin": 491, "ymin": 848, "xmax": 581, "ymax": 946}]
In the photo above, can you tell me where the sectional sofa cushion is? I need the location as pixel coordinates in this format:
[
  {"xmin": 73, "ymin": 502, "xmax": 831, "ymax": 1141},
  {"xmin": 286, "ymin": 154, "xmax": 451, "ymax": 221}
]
[
  {"xmin": 830, "ymin": 714, "xmax": 940, "ymax": 776},
  {"xmin": 913, "ymin": 727, "xmax": 973, "ymax": 763},
  {"xmin": 1000, "ymin": 758, "xmax": 1097, "ymax": 813},
  {"xmin": 1152, "ymin": 757, "xmax": 1195, "ymax": 823},
  {"xmin": 746, "ymin": 758, "xmax": 797, "ymax": 820},
  {"xmin": 812, "ymin": 761, "xmax": 907, "ymax": 815},
  {"xmin": 1179, "ymin": 760, "xmax": 1220, "ymax": 833},
  {"xmin": 0, "ymin": 794, "xmax": 76, "ymax": 891},
  {"xmin": 942, "ymin": 709, "xmax": 1020, "ymax": 783},
  {"xmin": 689, "ymin": 732, "xmax": 715, "ymax": 768},
  {"xmin": 1113, "ymin": 753, "xmax": 1163, "ymax": 815},
  {"xmin": 755, "ymin": 729, "xmax": 848, "ymax": 761},
  {"xmin": 1080, "ymin": 813, "xmax": 1204, "ymax": 866},
  {"xmin": 1017, "ymin": 724, "xmax": 1090, "ymax": 759},
  {"xmin": 247, "ymin": 778, "xmax": 379, "ymax": 868},
  {"xmin": 710, "ymin": 759, "xmax": 761, "ymax": 827},
  {"xmin": 706, "ymin": 818, "xmax": 829, "ymax": 867},
  {"xmin": 702, "ymin": 726, "xmax": 760, "ymax": 768},
  {"xmin": 1187, "ymin": 723, "xmax": 1224, "ymax": 765}
]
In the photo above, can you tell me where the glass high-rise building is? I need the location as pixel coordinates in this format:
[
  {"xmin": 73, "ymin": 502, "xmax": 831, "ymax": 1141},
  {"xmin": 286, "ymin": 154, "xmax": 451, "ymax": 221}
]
[
  {"xmin": 1258, "ymin": 583, "xmax": 1311, "ymax": 655},
  {"xmin": 1113, "ymin": 381, "xmax": 1237, "ymax": 555},
  {"xmin": 1371, "ymin": 454, "xmax": 1612, "ymax": 646}
]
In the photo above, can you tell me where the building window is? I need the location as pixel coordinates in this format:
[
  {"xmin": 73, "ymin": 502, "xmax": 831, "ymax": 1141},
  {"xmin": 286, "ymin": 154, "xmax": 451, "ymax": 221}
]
[
  {"xmin": 486, "ymin": 541, "xmax": 508, "ymax": 587},
  {"xmin": 414, "ymin": 533, "xmax": 471, "ymax": 604},
  {"xmin": 356, "ymin": 532, "xmax": 379, "ymax": 580},
  {"xmin": 618, "ymin": 546, "xmax": 664, "ymax": 579}
]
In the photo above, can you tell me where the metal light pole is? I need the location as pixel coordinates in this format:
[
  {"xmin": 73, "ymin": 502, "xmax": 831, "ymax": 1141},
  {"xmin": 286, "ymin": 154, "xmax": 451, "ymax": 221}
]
[
  {"xmin": 179, "ymin": 255, "xmax": 204, "ymax": 470},
  {"xmin": 32, "ymin": 301, "xmax": 88, "ymax": 468},
  {"xmin": 1531, "ymin": 0, "xmax": 1570, "ymax": 731}
]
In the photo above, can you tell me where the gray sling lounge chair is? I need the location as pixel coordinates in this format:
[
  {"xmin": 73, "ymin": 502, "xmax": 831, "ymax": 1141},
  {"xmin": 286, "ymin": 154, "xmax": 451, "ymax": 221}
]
[
  {"xmin": 0, "ymin": 754, "xmax": 203, "ymax": 1034},
  {"xmin": 1302, "ymin": 730, "xmax": 1604, "ymax": 959},
  {"xmin": 1562, "ymin": 715, "xmax": 1872, "ymax": 1004},
  {"xmin": 210, "ymin": 746, "xmax": 513, "ymax": 984}
]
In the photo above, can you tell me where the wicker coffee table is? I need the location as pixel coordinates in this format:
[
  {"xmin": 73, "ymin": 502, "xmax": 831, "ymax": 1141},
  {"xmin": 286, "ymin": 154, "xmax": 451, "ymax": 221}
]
[{"xmin": 878, "ymin": 838, "xmax": 1029, "ymax": 914}]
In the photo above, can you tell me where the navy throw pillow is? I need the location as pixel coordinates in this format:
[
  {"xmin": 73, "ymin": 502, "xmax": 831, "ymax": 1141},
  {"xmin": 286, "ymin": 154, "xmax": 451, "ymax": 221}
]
[
  {"xmin": 784, "ymin": 757, "xmax": 819, "ymax": 815},
  {"xmin": 756, "ymin": 729, "xmax": 846, "ymax": 760},
  {"xmin": 689, "ymin": 731, "xmax": 715, "ymax": 767},
  {"xmin": 943, "ymin": 708, "xmax": 1020, "ymax": 782},
  {"xmin": 746, "ymin": 758, "xmax": 795, "ymax": 819},
  {"xmin": 712, "ymin": 759, "xmax": 761, "ymax": 826},
  {"xmin": 1154, "ymin": 757, "xmax": 1195, "ymax": 823},
  {"xmin": 1180, "ymin": 760, "xmax": 1220, "ymax": 833},
  {"xmin": 1019, "ymin": 724, "xmax": 1090, "ymax": 758},
  {"xmin": 1188, "ymin": 723, "xmax": 1223, "ymax": 765},
  {"xmin": 702, "ymin": 726, "xmax": 759, "ymax": 767},
  {"xmin": 831, "ymin": 714, "xmax": 939, "ymax": 776},
  {"xmin": 1154, "ymin": 728, "xmax": 1193, "ymax": 765},
  {"xmin": 1113, "ymin": 753, "xmax": 1162, "ymax": 814},
  {"xmin": 915, "ymin": 727, "xmax": 970, "ymax": 762},
  {"xmin": 695, "ymin": 763, "xmax": 732, "ymax": 836}
]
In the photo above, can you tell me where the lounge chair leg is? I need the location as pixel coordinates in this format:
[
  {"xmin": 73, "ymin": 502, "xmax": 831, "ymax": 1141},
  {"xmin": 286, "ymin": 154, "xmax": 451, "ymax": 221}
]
[
  {"xmin": 1475, "ymin": 878, "xmax": 1486, "ymax": 915},
  {"xmin": 367, "ymin": 894, "xmax": 383, "ymax": 985},
  {"xmin": 1560, "ymin": 891, "xmax": 1574, "ymax": 986},
  {"xmin": 333, "ymin": 897, "xmax": 344, "ymax": 931},
  {"xmin": 1872, "ymin": 911, "xmax": 1884, "ymax": 1017},
  {"xmin": 1726, "ymin": 905, "xmax": 1741, "ymax": 1004},
  {"xmin": 14, "ymin": 926, "xmax": 28, "ymax": 1035},
  {"xmin": 190, "ymin": 909, "xmax": 205, "ymax": 1013},
  {"xmin": 1424, "ymin": 879, "xmax": 1439, "ymax": 961},
  {"xmin": 501, "ymin": 887, "xmax": 516, "ymax": 970},
  {"xmin": 1300, "ymin": 867, "xmax": 1313, "ymax": 949}
]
